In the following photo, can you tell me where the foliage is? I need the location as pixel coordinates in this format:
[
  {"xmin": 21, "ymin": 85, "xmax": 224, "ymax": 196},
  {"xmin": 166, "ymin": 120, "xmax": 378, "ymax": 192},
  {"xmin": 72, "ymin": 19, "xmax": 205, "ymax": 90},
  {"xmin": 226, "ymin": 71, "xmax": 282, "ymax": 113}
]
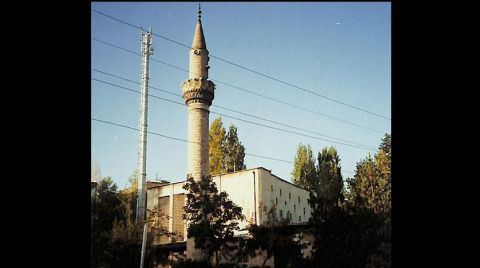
[
  {"xmin": 304, "ymin": 135, "xmax": 391, "ymax": 268},
  {"xmin": 245, "ymin": 205, "xmax": 304, "ymax": 268},
  {"xmin": 209, "ymin": 117, "xmax": 226, "ymax": 176},
  {"xmin": 223, "ymin": 124, "xmax": 246, "ymax": 173},
  {"xmin": 209, "ymin": 117, "xmax": 246, "ymax": 175},
  {"xmin": 91, "ymin": 177, "xmax": 124, "ymax": 267},
  {"xmin": 307, "ymin": 146, "xmax": 344, "ymax": 227},
  {"xmin": 291, "ymin": 143, "xmax": 316, "ymax": 190},
  {"xmin": 346, "ymin": 138, "xmax": 391, "ymax": 214},
  {"xmin": 379, "ymin": 133, "xmax": 391, "ymax": 157},
  {"xmin": 345, "ymin": 133, "xmax": 391, "ymax": 267},
  {"xmin": 91, "ymin": 174, "xmax": 174, "ymax": 268},
  {"xmin": 317, "ymin": 147, "xmax": 344, "ymax": 203},
  {"xmin": 183, "ymin": 175, "xmax": 245, "ymax": 266}
]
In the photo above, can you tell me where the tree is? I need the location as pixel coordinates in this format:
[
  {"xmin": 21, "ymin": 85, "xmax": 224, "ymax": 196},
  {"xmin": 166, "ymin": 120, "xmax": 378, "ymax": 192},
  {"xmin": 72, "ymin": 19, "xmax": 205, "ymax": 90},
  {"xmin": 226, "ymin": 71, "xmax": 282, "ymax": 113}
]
[
  {"xmin": 245, "ymin": 205, "xmax": 304, "ymax": 268},
  {"xmin": 223, "ymin": 124, "xmax": 246, "ymax": 173},
  {"xmin": 91, "ymin": 177, "xmax": 125, "ymax": 267},
  {"xmin": 183, "ymin": 175, "xmax": 245, "ymax": 267},
  {"xmin": 316, "ymin": 147, "xmax": 344, "ymax": 204},
  {"xmin": 347, "ymin": 142, "xmax": 391, "ymax": 214},
  {"xmin": 145, "ymin": 206, "xmax": 177, "ymax": 267},
  {"xmin": 291, "ymin": 143, "xmax": 316, "ymax": 190},
  {"xmin": 209, "ymin": 117, "xmax": 246, "ymax": 175},
  {"xmin": 379, "ymin": 133, "xmax": 391, "ymax": 157},
  {"xmin": 209, "ymin": 117, "xmax": 226, "ymax": 176},
  {"xmin": 345, "ymin": 133, "xmax": 391, "ymax": 267},
  {"xmin": 308, "ymin": 146, "xmax": 344, "ymax": 223}
]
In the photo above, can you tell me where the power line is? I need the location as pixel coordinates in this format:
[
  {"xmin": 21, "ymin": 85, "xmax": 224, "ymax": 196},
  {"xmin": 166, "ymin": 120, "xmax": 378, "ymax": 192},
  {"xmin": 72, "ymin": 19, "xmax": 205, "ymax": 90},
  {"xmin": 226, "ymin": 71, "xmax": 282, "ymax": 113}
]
[
  {"xmin": 92, "ymin": 68, "xmax": 377, "ymax": 148},
  {"xmin": 92, "ymin": 37, "xmax": 385, "ymax": 134},
  {"xmin": 92, "ymin": 117, "xmax": 289, "ymax": 164},
  {"xmin": 92, "ymin": 117, "xmax": 356, "ymax": 175},
  {"xmin": 92, "ymin": 68, "xmax": 182, "ymax": 98},
  {"xmin": 91, "ymin": 8, "xmax": 391, "ymax": 120},
  {"xmin": 92, "ymin": 77, "xmax": 376, "ymax": 151},
  {"xmin": 210, "ymin": 111, "xmax": 375, "ymax": 151}
]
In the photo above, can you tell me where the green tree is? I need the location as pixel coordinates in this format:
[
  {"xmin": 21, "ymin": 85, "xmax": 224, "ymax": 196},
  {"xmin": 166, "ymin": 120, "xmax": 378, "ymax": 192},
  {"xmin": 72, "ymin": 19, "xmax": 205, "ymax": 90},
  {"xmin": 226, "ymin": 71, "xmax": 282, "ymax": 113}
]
[
  {"xmin": 317, "ymin": 147, "xmax": 344, "ymax": 204},
  {"xmin": 379, "ymin": 133, "xmax": 391, "ymax": 157},
  {"xmin": 308, "ymin": 147, "xmax": 344, "ymax": 223},
  {"xmin": 291, "ymin": 143, "xmax": 316, "ymax": 190},
  {"xmin": 91, "ymin": 177, "xmax": 125, "ymax": 268},
  {"xmin": 183, "ymin": 175, "xmax": 245, "ymax": 267},
  {"xmin": 223, "ymin": 124, "xmax": 246, "ymax": 172},
  {"xmin": 209, "ymin": 117, "xmax": 226, "ymax": 176},
  {"xmin": 345, "ymin": 133, "xmax": 391, "ymax": 267},
  {"xmin": 347, "ymin": 148, "xmax": 391, "ymax": 213}
]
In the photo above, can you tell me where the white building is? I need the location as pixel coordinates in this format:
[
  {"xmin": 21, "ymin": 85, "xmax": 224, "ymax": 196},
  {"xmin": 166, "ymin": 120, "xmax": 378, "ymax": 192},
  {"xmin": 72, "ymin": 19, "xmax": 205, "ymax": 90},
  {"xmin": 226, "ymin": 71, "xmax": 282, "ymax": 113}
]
[{"xmin": 146, "ymin": 167, "xmax": 313, "ymax": 265}]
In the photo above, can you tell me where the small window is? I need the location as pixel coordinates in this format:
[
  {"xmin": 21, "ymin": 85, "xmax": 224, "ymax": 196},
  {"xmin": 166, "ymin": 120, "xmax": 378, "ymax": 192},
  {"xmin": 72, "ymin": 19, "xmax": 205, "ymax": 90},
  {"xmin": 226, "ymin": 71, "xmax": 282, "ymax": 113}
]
[
  {"xmin": 271, "ymin": 185, "xmax": 273, "ymax": 192},
  {"xmin": 289, "ymin": 193, "xmax": 291, "ymax": 200},
  {"xmin": 294, "ymin": 204, "xmax": 296, "ymax": 212},
  {"xmin": 303, "ymin": 207, "xmax": 306, "ymax": 215},
  {"xmin": 285, "ymin": 201, "xmax": 287, "ymax": 206},
  {"xmin": 280, "ymin": 210, "xmax": 283, "ymax": 218},
  {"xmin": 280, "ymin": 189, "xmax": 282, "ymax": 196},
  {"xmin": 298, "ymin": 196, "xmax": 301, "ymax": 203},
  {"xmin": 299, "ymin": 216, "xmax": 301, "ymax": 222},
  {"xmin": 276, "ymin": 197, "xmax": 278, "ymax": 205}
]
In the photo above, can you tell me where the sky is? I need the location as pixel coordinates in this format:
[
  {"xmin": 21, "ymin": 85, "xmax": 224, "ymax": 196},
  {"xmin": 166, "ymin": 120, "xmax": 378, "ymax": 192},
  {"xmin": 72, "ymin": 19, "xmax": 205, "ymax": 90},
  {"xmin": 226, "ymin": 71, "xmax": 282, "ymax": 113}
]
[{"xmin": 91, "ymin": 2, "xmax": 391, "ymax": 189}]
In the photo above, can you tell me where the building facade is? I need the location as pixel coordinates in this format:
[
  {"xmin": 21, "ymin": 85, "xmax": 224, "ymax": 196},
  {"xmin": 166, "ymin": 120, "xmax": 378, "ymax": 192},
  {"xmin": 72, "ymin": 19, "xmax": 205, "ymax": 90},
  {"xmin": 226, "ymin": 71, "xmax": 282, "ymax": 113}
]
[{"xmin": 146, "ymin": 167, "xmax": 313, "ymax": 266}]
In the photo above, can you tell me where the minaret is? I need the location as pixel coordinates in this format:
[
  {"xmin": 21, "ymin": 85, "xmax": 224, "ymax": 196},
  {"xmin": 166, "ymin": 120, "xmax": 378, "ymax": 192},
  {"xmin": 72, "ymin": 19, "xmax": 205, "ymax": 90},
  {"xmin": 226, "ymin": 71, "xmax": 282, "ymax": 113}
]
[
  {"xmin": 182, "ymin": 4, "xmax": 215, "ymax": 261},
  {"xmin": 182, "ymin": 5, "xmax": 214, "ymax": 182}
]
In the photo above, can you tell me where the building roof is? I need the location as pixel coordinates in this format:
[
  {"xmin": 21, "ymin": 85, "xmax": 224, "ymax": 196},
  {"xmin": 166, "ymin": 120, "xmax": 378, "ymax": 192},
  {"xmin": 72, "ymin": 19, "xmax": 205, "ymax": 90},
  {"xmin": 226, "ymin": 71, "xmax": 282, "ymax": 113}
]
[
  {"xmin": 146, "ymin": 180, "xmax": 170, "ymax": 189},
  {"xmin": 147, "ymin": 167, "xmax": 310, "ymax": 192}
]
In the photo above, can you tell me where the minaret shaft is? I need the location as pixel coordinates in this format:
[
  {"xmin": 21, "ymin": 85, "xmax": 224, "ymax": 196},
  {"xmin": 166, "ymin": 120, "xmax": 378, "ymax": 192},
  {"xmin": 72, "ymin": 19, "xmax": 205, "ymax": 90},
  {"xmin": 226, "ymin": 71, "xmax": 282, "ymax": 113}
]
[{"xmin": 182, "ymin": 8, "xmax": 215, "ymax": 261}]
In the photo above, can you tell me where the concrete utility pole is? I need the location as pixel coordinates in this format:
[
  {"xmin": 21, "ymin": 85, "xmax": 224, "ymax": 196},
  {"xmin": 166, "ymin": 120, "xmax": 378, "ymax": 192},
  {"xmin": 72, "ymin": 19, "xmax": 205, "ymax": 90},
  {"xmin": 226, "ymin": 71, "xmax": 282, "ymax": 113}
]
[
  {"xmin": 136, "ymin": 28, "xmax": 153, "ymax": 224},
  {"xmin": 139, "ymin": 223, "xmax": 148, "ymax": 268}
]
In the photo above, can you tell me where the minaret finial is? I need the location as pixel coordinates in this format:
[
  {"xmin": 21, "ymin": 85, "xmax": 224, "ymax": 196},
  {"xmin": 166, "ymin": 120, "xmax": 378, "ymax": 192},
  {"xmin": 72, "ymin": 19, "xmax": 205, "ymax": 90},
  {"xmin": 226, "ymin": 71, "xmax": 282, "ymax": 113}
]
[{"xmin": 198, "ymin": 3, "xmax": 202, "ymax": 20}]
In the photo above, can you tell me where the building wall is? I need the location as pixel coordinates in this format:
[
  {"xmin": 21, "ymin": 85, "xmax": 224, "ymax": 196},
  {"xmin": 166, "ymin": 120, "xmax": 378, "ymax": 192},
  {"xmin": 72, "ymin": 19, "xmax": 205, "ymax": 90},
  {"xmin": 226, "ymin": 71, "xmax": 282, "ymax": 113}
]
[
  {"xmin": 145, "ymin": 167, "xmax": 312, "ymax": 244},
  {"xmin": 172, "ymin": 194, "xmax": 185, "ymax": 242},
  {"xmin": 212, "ymin": 169, "xmax": 257, "ymax": 229},
  {"xmin": 158, "ymin": 196, "xmax": 170, "ymax": 244},
  {"xmin": 257, "ymin": 168, "xmax": 312, "ymax": 224}
]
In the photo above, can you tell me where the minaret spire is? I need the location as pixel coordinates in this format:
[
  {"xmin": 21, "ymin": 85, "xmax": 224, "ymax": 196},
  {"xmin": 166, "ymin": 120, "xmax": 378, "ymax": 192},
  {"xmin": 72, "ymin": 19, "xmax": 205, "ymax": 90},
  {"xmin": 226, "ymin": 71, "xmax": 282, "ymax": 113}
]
[{"xmin": 192, "ymin": 4, "xmax": 206, "ymax": 49}]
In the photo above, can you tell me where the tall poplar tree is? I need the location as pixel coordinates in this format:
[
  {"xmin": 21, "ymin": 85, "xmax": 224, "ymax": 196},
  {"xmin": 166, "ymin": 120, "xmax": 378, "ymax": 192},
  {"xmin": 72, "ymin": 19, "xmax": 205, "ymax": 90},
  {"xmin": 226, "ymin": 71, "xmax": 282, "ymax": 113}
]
[
  {"xmin": 209, "ymin": 117, "xmax": 226, "ymax": 176},
  {"xmin": 223, "ymin": 124, "xmax": 246, "ymax": 173},
  {"xmin": 291, "ymin": 143, "xmax": 316, "ymax": 190}
]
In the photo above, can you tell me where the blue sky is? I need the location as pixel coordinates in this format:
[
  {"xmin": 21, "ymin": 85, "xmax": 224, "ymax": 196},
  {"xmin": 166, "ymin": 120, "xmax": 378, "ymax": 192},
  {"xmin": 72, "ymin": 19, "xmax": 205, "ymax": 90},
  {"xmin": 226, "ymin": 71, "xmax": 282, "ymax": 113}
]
[{"xmin": 91, "ymin": 2, "xmax": 391, "ymax": 189}]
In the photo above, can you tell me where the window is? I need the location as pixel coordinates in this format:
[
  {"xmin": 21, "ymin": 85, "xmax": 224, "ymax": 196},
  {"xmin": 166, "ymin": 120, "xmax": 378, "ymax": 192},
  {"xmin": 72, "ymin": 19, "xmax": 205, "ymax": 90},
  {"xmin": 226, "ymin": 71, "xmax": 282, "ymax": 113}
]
[
  {"xmin": 298, "ymin": 196, "xmax": 301, "ymax": 203},
  {"xmin": 280, "ymin": 189, "xmax": 282, "ymax": 196},
  {"xmin": 280, "ymin": 210, "xmax": 283, "ymax": 218},
  {"xmin": 276, "ymin": 197, "xmax": 278, "ymax": 205},
  {"xmin": 289, "ymin": 192, "xmax": 291, "ymax": 200},
  {"xmin": 285, "ymin": 200, "xmax": 287, "ymax": 206},
  {"xmin": 294, "ymin": 204, "xmax": 296, "ymax": 212},
  {"xmin": 299, "ymin": 216, "xmax": 302, "ymax": 222},
  {"xmin": 271, "ymin": 185, "xmax": 273, "ymax": 192},
  {"xmin": 303, "ymin": 207, "xmax": 306, "ymax": 215}
]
